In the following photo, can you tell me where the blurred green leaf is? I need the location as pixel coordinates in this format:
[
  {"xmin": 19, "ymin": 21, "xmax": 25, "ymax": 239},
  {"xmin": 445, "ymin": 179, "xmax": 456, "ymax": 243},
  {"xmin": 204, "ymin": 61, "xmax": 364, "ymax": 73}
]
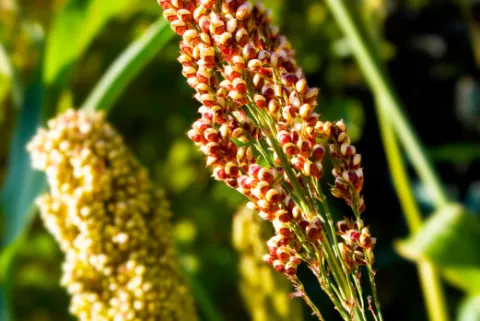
[
  {"xmin": 0, "ymin": 291, "xmax": 9, "ymax": 321},
  {"xmin": 44, "ymin": 0, "xmax": 130, "ymax": 87},
  {"xmin": 428, "ymin": 143, "xmax": 480, "ymax": 164},
  {"xmin": 457, "ymin": 296, "xmax": 480, "ymax": 321},
  {"xmin": 0, "ymin": 223, "xmax": 28, "ymax": 321},
  {"xmin": 0, "ymin": 43, "xmax": 23, "ymax": 110},
  {"xmin": 82, "ymin": 18, "xmax": 174, "ymax": 112},
  {"xmin": 0, "ymin": 71, "xmax": 45, "ymax": 247},
  {"xmin": 0, "ymin": 66, "xmax": 46, "ymax": 320},
  {"xmin": 397, "ymin": 204, "xmax": 480, "ymax": 293}
]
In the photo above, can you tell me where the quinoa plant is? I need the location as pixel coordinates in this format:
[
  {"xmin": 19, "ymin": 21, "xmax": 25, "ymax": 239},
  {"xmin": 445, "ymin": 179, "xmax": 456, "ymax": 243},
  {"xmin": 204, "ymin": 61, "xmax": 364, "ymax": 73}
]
[{"xmin": 156, "ymin": 0, "xmax": 383, "ymax": 320}]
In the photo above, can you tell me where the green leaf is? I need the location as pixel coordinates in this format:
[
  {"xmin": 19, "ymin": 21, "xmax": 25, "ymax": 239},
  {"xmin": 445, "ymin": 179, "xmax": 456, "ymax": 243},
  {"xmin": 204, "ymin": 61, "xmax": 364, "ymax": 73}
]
[
  {"xmin": 44, "ymin": 0, "xmax": 130, "ymax": 87},
  {"xmin": 457, "ymin": 296, "xmax": 480, "ymax": 321},
  {"xmin": 82, "ymin": 18, "xmax": 174, "ymax": 112},
  {"xmin": 0, "ymin": 291, "xmax": 9, "ymax": 321},
  {"xmin": 0, "ymin": 69, "xmax": 46, "ymax": 321},
  {"xmin": 0, "ymin": 71, "xmax": 46, "ymax": 247},
  {"xmin": 397, "ymin": 204, "xmax": 480, "ymax": 293},
  {"xmin": 0, "ymin": 43, "xmax": 23, "ymax": 109}
]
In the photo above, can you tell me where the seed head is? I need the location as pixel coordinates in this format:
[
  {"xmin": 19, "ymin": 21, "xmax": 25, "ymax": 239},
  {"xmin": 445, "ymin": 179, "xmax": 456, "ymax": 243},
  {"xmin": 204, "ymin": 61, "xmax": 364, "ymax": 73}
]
[{"xmin": 28, "ymin": 109, "xmax": 197, "ymax": 321}]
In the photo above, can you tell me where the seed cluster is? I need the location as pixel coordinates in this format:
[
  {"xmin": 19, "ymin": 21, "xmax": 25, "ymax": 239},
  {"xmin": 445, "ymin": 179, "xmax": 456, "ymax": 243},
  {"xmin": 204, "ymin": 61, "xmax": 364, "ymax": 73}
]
[
  {"xmin": 158, "ymin": 0, "xmax": 369, "ymax": 276},
  {"xmin": 337, "ymin": 217, "xmax": 375, "ymax": 270},
  {"xmin": 28, "ymin": 110, "xmax": 197, "ymax": 321},
  {"xmin": 233, "ymin": 207, "xmax": 303, "ymax": 321},
  {"xmin": 318, "ymin": 120, "xmax": 365, "ymax": 213}
]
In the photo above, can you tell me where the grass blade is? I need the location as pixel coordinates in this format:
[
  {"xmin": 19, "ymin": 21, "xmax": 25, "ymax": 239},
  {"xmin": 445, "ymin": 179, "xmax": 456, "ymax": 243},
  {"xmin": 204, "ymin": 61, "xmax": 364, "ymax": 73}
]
[
  {"xmin": 44, "ymin": 0, "xmax": 130, "ymax": 88},
  {"xmin": 0, "ymin": 67, "xmax": 46, "ymax": 321},
  {"xmin": 0, "ymin": 70, "xmax": 45, "ymax": 247},
  {"xmin": 82, "ymin": 18, "xmax": 174, "ymax": 112}
]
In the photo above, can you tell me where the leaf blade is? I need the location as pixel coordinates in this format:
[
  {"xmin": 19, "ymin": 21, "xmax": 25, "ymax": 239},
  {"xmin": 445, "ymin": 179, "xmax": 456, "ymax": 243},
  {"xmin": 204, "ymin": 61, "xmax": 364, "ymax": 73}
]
[
  {"xmin": 82, "ymin": 18, "xmax": 174, "ymax": 112},
  {"xmin": 397, "ymin": 204, "xmax": 480, "ymax": 294},
  {"xmin": 44, "ymin": 0, "xmax": 130, "ymax": 87},
  {"xmin": 0, "ymin": 70, "xmax": 46, "ymax": 246},
  {"xmin": 457, "ymin": 296, "xmax": 480, "ymax": 321}
]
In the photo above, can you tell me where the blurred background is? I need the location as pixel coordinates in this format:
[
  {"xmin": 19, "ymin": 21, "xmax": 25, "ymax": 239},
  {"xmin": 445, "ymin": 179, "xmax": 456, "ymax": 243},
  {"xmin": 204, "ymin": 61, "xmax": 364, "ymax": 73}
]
[{"xmin": 1, "ymin": 0, "xmax": 479, "ymax": 320}]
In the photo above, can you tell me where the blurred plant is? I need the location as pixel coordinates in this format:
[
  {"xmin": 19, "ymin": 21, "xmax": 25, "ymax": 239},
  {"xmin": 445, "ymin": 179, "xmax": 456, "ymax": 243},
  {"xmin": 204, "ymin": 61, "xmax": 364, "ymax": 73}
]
[
  {"xmin": 0, "ymin": 0, "xmax": 179, "ymax": 316},
  {"xmin": 157, "ymin": 0, "xmax": 383, "ymax": 320},
  {"xmin": 27, "ymin": 109, "xmax": 198, "ymax": 321},
  {"xmin": 233, "ymin": 206, "xmax": 303, "ymax": 321}
]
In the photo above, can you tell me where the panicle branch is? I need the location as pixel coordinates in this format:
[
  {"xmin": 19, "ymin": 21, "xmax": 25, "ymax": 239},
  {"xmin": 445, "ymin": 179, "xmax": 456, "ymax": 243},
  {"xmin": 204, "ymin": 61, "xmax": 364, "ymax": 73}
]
[{"xmin": 157, "ymin": 1, "xmax": 382, "ymax": 320}]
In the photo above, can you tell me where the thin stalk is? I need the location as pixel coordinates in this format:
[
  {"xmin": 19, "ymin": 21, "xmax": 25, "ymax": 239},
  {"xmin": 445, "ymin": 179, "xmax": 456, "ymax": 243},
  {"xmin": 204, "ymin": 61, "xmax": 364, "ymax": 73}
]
[
  {"xmin": 313, "ymin": 188, "xmax": 366, "ymax": 320},
  {"xmin": 324, "ymin": 0, "xmax": 449, "ymax": 209},
  {"xmin": 316, "ymin": 188, "xmax": 353, "ymax": 279},
  {"xmin": 320, "ymin": 229, "xmax": 365, "ymax": 321},
  {"xmin": 376, "ymin": 99, "xmax": 449, "ymax": 321},
  {"xmin": 315, "ymin": 189, "xmax": 367, "ymax": 319},
  {"xmin": 292, "ymin": 276, "xmax": 327, "ymax": 321},
  {"xmin": 352, "ymin": 268, "xmax": 365, "ymax": 312},
  {"xmin": 364, "ymin": 251, "xmax": 383, "ymax": 321},
  {"xmin": 316, "ymin": 260, "xmax": 350, "ymax": 320}
]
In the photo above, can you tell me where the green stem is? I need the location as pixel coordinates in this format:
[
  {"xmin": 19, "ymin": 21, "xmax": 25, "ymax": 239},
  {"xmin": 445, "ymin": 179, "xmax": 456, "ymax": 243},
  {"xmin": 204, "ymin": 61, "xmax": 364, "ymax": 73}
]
[
  {"xmin": 82, "ymin": 18, "xmax": 174, "ymax": 112},
  {"xmin": 315, "ymin": 260, "xmax": 350, "ymax": 320},
  {"xmin": 324, "ymin": 0, "xmax": 449, "ymax": 209},
  {"xmin": 318, "ymin": 229, "xmax": 366, "ymax": 321},
  {"xmin": 364, "ymin": 251, "xmax": 384, "ymax": 321},
  {"xmin": 292, "ymin": 276, "xmax": 326, "ymax": 321},
  {"xmin": 376, "ymin": 100, "xmax": 449, "ymax": 321},
  {"xmin": 315, "ymin": 191, "xmax": 366, "ymax": 320},
  {"xmin": 418, "ymin": 262, "xmax": 450, "ymax": 321}
]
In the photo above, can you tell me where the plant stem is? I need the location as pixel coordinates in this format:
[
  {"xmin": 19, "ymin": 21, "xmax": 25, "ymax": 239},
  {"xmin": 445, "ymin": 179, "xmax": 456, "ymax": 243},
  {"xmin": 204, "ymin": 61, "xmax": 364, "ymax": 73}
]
[
  {"xmin": 364, "ymin": 251, "xmax": 384, "ymax": 321},
  {"xmin": 82, "ymin": 18, "xmax": 174, "ymax": 112},
  {"xmin": 376, "ymin": 100, "xmax": 449, "ymax": 321},
  {"xmin": 292, "ymin": 276, "xmax": 326, "ymax": 321},
  {"xmin": 323, "ymin": 0, "xmax": 449, "ymax": 209}
]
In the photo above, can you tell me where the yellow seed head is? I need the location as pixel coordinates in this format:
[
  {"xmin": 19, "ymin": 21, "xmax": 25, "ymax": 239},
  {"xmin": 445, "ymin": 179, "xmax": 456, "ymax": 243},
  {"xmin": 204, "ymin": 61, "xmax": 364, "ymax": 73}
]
[{"xmin": 28, "ymin": 109, "xmax": 198, "ymax": 321}]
